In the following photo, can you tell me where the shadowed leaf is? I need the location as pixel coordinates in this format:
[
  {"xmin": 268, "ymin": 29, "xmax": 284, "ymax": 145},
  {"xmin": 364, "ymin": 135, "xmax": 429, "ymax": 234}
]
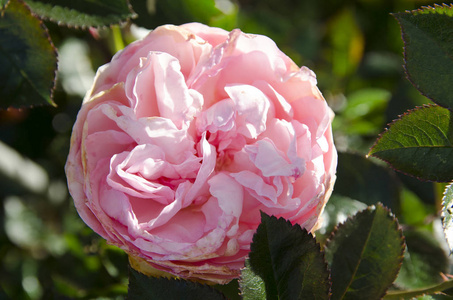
[
  {"xmin": 0, "ymin": 0, "xmax": 57, "ymax": 108},
  {"xmin": 128, "ymin": 266, "xmax": 226, "ymax": 300},
  {"xmin": 393, "ymin": 4, "xmax": 453, "ymax": 108},
  {"xmin": 369, "ymin": 105, "xmax": 453, "ymax": 182},
  {"xmin": 249, "ymin": 212, "xmax": 331, "ymax": 300},
  {"xmin": 325, "ymin": 204, "xmax": 405, "ymax": 300},
  {"xmin": 335, "ymin": 152, "xmax": 400, "ymax": 209}
]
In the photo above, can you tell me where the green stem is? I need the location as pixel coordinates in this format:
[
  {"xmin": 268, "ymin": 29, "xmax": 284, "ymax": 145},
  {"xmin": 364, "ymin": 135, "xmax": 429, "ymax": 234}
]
[
  {"xmin": 111, "ymin": 25, "xmax": 125, "ymax": 53},
  {"xmin": 384, "ymin": 279, "xmax": 453, "ymax": 299}
]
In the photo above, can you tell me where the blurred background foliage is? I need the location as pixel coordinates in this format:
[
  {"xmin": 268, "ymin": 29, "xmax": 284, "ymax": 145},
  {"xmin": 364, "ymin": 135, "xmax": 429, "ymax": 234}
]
[{"xmin": 0, "ymin": 0, "xmax": 449, "ymax": 299}]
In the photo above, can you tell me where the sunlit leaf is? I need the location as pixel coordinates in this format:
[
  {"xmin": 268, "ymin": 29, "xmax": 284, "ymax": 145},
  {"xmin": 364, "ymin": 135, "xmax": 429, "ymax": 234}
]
[
  {"xmin": 239, "ymin": 260, "xmax": 266, "ymax": 300},
  {"xmin": 0, "ymin": 0, "xmax": 57, "ymax": 108},
  {"xmin": 249, "ymin": 213, "xmax": 331, "ymax": 300},
  {"xmin": 393, "ymin": 4, "xmax": 453, "ymax": 108},
  {"xmin": 325, "ymin": 204, "xmax": 405, "ymax": 300},
  {"xmin": 24, "ymin": 0, "xmax": 136, "ymax": 28},
  {"xmin": 369, "ymin": 105, "xmax": 453, "ymax": 182},
  {"xmin": 442, "ymin": 183, "xmax": 453, "ymax": 253},
  {"xmin": 128, "ymin": 267, "xmax": 226, "ymax": 300}
]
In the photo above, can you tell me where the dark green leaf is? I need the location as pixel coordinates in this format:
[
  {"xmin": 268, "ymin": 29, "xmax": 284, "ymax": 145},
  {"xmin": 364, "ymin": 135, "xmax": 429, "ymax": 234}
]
[
  {"xmin": 128, "ymin": 266, "xmax": 226, "ymax": 300},
  {"xmin": 0, "ymin": 0, "xmax": 57, "ymax": 108},
  {"xmin": 214, "ymin": 280, "xmax": 241, "ymax": 300},
  {"xmin": 442, "ymin": 183, "xmax": 453, "ymax": 253},
  {"xmin": 249, "ymin": 212, "xmax": 331, "ymax": 300},
  {"xmin": 239, "ymin": 260, "xmax": 266, "ymax": 300},
  {"xmin": 393, "ymin": 4, "xmax": 453, "ymax": 108},
  {"xmin": 369, "ymin": 105, "xmax": 453, "ymax": 182},
  {"xmin": 24, "ymin": 0, "xmax": 136, "ymax": 28},
  {"xmin": 325, "ymin": 204, "xmax": 405, "ymax": 300},
  {"xmin": 335, "ymin": 152, "xmax": 400, "ymax": 209}
]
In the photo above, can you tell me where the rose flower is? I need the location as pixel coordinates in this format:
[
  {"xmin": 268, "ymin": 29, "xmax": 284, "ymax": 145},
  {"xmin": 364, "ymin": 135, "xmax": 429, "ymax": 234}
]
[{"xmin": 65, "ymin": 23, "xmax": 337, "ymax": 284}]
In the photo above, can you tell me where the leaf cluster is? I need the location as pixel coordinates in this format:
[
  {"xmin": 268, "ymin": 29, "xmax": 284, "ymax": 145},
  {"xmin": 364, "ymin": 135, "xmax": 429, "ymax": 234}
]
[
  {"xmin": 128, "ymin": 206, "xmax": 407, "ymax": 300},
  {"xmin": 0, "ymin": 0, "xmax": 135, "ymax": 108},
  {"xmin": 367, "ymin": 4, "xmax": 453, "ymax": 257}
]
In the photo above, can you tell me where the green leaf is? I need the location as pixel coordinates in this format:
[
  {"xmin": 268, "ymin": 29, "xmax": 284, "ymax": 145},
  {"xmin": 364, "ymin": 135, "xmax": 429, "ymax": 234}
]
[
  {"xmin": 249, "ymin": 212, "xmax": 331, "ymax": 300},
  {"xmin": 0, "ymin": 0, "xmax": 57, "ymax": 108},
  {"xmin": 393, "ymin": 4, "xmax": 453, "ymax": 108},
  {"xmin": 239, "ymin": 260, "xmax": 266, "ymax": 300},
  {"xmin": 325, "ymin": 204, "xmax": 405, "ymax": 300},
  {"xmin": 127, "ymin": 266, "xmax": 226, "ymax": 300},
  {"xmin": 442, "ymin": 183, "xmax": 453, "ymax": 253},
  {"xmin": 317, "ymin": 194, "xmax": 368, "ymax": 242},
  {"xmin": 384, "ymin": 278, "xmax": 453, "ymax": 299},
  {"xmin": 394, "ymin": 229, "xmax": 448, "ymax": 290},
  {"xmin": 24, "ymin": 0, "xmax": 136, "ymax": 28},
  {"xmin": 334, "ymin": 152, "xmax": 400, "ymax": 209},
  {"xmin": 369, "ymin": 105, "xmax": 453, "ymax": 182}
]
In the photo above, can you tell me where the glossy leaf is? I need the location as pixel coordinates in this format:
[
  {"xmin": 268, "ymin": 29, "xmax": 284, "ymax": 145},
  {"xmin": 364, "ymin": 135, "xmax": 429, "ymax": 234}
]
[
  {"xmin": 0, "ymin": 0, "xmax": 57, "ymax": 108},
  {"xmin": 369, "ymin": 105, "xmax": 453, "ymax": 182},
  {"xmin": 249, "ymin": 213, "xmax": 331, "ymax": 300},
  {"xmin": 335, "ymin": 152, "xmax": 400, "ymax": 209},
  {"xmin": 239, "ymin": 260, "xmax": 266, "ymax": 300},
  {"xmin": 325, "ymin": 204, "xmax": 405, "ymax": 300},
  {"xmin": 127, "ymin": 267, "xmax": 226, "ymax": 300},
  {"xmin": 393, "ymin": 4, "xmax": 453, "ymax": 108},
  {"xmin": 442, "ymin": 183, "xmax": 453, "ymax": 253},
  {"xmin": 24, "ymin": 0, "xmax": 136, "ymax": 28}
]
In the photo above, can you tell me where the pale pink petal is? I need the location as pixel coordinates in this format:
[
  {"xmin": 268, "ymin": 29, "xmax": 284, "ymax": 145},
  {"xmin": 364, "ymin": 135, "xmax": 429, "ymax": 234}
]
[
  {"xmin": 245, "ymin": 138, "xmax": 304, "ymax": 178},
  {"xmin": 225, "ymin": 84, "xmax": 270, "ymax": 139},
  {"xmin": 181, "ymin": 22, "xmax": 229, "ymax": 47}
]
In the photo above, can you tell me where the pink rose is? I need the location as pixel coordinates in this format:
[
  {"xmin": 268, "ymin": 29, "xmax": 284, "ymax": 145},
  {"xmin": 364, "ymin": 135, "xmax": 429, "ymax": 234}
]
[{"xmin": 65, "ymin": 23, "xmax": 337, "ymax": 284}]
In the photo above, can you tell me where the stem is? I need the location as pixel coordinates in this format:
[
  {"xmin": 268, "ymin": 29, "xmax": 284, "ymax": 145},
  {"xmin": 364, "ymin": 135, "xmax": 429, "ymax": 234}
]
[
  {"xmin": 111, "ymin": 25, "xmax": 125, "ymax": 53},
  {"xmin": 384, "ymin": 279, "xmax": 453, "ymax": 299}
]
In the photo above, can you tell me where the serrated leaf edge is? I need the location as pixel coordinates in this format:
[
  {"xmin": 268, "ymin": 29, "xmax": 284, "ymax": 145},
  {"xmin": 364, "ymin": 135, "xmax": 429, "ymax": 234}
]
[
  {"xmin": 325, "ymin": 203, "xmax": 405, "ymax": 300},
  {"xmin": 26, "ymin": 0, "xmax": 137, "ymax": 29},
  {"xmin": 2, "ymin": 0, "xmax": 58, "ymax": 109},
  {"xmin": 441, "ymin": 182, "xmax": 453, "ymax": 255},
  {"xmin": 391, "ymin": 4, "xmax": 453, "ymax": 108},
  {"xmin": 367, "ymin": 104, "xmax": 452, "ymax": 182},
  {"xmin": 249, "ymin": 212, "xmax": 332, "ymax": 299}
]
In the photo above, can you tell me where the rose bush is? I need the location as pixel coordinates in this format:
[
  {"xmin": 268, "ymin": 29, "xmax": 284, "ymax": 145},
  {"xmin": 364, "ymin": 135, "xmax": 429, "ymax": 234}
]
[{"xmin": 65, "ymin": 23, "xmax": 337, "ymax": 284}]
